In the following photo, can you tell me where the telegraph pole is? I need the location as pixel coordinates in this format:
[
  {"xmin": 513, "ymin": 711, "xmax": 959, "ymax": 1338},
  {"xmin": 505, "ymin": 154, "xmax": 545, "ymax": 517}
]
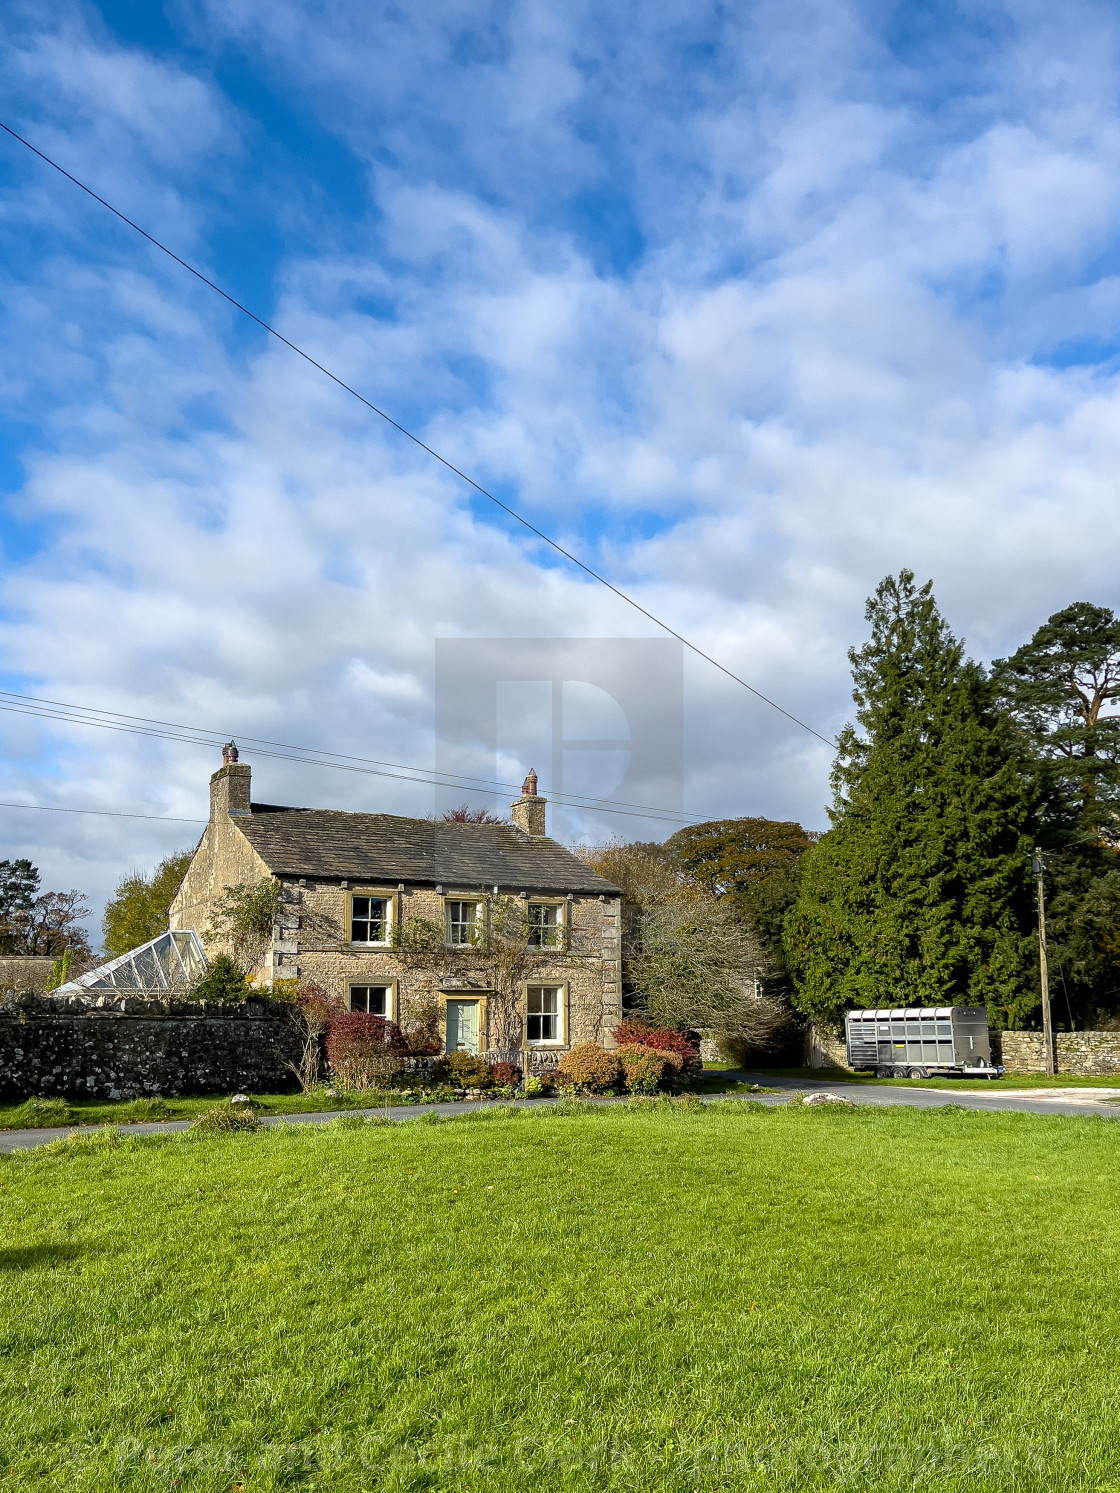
[{"xmin": 1032, "ymin": 848, "xmax": 1055, "ymax": 1077}]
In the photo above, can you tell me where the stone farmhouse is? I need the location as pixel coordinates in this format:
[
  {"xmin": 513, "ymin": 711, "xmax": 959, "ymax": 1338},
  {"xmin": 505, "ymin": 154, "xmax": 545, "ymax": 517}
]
[{"xmin": 170, "ymin": 750, "xmax": 623, "ymax": 1063}]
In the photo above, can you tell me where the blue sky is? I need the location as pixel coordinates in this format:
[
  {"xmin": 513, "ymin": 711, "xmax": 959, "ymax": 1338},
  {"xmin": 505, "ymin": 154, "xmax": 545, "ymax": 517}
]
[{"xmin": 4, "ymin": 0, "xmax": 1120, "ymax": 936}]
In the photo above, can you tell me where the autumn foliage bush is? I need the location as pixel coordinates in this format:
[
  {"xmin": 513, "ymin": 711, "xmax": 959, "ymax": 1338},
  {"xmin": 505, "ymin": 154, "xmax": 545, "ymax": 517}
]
[
  {"xmin": 611, "ymin": 1021, "xmax": 700, "ymax": 1069},
  {"xmin": 556, "ymin": 1043, "xmax": 620, "ymax": 1092},
  {"xmin": 326, "ymin": 1013, "xmax": 408, "ymax": 1090},
  {"xmin": 614, "ymin": 1043, "xmax": 669, "ymax": 1094},
  {"xmin": 490, "ymin": 1061, "xmax": 522, "ymax": 1088}
]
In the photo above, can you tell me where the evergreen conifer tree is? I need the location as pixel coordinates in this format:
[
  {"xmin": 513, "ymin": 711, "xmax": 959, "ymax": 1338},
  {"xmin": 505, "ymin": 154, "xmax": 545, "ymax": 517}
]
[{"xmin": 784, "ymin": 571, "xmax": 1038, "ymax": 1027}]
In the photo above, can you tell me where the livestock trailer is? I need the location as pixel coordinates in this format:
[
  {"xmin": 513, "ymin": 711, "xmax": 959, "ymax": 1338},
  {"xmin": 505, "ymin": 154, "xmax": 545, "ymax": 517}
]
[{"xmin": 844, "ymin": 1007, "xmax": 1001, "ymax": 1078}]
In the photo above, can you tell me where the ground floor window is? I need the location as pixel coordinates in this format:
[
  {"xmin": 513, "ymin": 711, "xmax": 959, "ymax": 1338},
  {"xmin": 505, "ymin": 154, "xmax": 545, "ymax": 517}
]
[
  {"xmin": 527, "ymin": 985, "xmax": 561, "ymax": 1043},
  {"xmin": 350, "ymin": 985, "xmax": 391, "ymax": 1016}
]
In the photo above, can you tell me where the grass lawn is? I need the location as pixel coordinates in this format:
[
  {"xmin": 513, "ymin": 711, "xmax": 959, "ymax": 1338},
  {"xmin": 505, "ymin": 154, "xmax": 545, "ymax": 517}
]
[
  {"xmin": 0, "ymin": 1090, "xmax": 379, "ymax": 1130},
  {"xmin": 0, "ymin": 1073, "xmax": 766, "ymax": 1130},
  {"xmin": 1, "ymin": 1103, "xmax": 1117, "ymax": 1490}
]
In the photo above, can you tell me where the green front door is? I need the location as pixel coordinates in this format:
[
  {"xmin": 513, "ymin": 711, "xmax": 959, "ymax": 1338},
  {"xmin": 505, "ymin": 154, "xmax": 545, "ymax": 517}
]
[{"xmin": 445, "ymin": 1000, "xmax": 480, "ymax": 1054}]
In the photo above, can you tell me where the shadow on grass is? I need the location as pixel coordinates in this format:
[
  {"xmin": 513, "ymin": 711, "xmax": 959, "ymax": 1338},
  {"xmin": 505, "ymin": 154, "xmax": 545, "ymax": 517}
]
[{"xmin": 0, "ymin": 1243, "xmax": 83, "ymax": 1270}]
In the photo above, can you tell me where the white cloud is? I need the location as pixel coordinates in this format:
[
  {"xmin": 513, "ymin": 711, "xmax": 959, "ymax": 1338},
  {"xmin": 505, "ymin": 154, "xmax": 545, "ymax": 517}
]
[{"xmin": 5, "ymin": 0, "xmax": 1120, "ymax": 940}]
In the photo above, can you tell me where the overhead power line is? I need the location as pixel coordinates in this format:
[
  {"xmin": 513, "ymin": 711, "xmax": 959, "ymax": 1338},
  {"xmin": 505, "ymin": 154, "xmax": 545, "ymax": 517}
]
[
  {"xmin": 0, "ymin": 690, "xmax": 699, "ymax": 826},
  {"xmin": 0, "ymin": 688, "xmax": 686, "ymax": 817},
  {"xmin": 0, "ymin": 802, "xmax": 205, "ymax": 824},
  {"xmin": 0, "ymin": 119, "xmax": 838, "ymax": 753}
]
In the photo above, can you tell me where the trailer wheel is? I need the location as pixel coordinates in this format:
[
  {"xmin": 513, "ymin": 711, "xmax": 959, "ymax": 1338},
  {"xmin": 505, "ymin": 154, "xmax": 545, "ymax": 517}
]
[
  {"xmin": 907, "ymin": 1066, "xmax": 927, "ymax": 1080},
  {"xmin": 876, "ymin": 1066, "xmax": 893, "ymax": 1078}
]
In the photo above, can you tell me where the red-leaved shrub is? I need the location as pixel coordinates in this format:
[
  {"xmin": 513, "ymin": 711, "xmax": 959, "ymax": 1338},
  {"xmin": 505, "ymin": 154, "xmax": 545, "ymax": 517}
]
[
  {"xmin": 611, "ymin": 1021, "xmax": 699, "ymax": 1068},
  {"xmin": 490, "ymin": 1061, "xmax": 522, "ymax": 1088},
  {"xmin": 326, "ymin": 1013, "xmax": 408, "ymax": 1090}
]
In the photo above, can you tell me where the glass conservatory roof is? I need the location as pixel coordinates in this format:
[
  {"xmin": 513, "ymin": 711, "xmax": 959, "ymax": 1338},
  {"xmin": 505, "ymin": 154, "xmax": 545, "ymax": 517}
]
[{"xmin": 55, "ymin": 928, "xmax": 208, "ymax": 997}]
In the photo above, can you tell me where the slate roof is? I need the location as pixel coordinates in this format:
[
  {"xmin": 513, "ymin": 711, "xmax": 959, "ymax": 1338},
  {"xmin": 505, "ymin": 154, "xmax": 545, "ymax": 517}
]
[{"xmin": 237, "ymin": 804, "xmax": 621, "ymax": 896}]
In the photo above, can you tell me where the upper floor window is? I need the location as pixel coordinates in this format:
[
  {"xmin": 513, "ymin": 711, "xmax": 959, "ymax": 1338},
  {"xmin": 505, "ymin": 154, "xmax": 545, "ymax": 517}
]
[
  {"xmin": 351, "ymin": 895, "xmax": 390, "ymax": 945},
  {"xmin": 528, "ymin": 902, "xmax": 563, "ymax": 948},
  {"xmin": 446, "ymin": 900, "xmax": 480, "ymax": 946}
]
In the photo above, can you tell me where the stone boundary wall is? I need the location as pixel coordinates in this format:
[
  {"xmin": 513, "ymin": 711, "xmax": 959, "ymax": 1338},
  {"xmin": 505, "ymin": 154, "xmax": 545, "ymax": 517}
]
[
  {"xmin": 0, "ymin": 958, "xmax": 56, "ymax": 994},
  {"xmin": 806, "ymin": 1026, "xmax": 851, "ymax": 1069},
  {"xmin": 993, "ymin": 1029, "xmax": 1120, "ymax": 1076},
  {"xmin": 0, "ymin": 991, "xmax": 303, "ymax": 1100}
]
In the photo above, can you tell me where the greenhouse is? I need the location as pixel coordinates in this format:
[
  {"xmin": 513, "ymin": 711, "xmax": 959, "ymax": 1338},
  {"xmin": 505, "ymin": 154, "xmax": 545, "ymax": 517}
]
[{"xmin": 55, "ymin": 928, "xmax": 208, "ymax": 997}]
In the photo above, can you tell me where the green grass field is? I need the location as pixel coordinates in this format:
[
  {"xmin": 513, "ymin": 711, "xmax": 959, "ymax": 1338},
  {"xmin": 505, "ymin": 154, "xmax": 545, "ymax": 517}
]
[
  {"xmin": 0, "ymin": 1090, "xmax": 378, "ymax": 1130},
  {"xmin": 1, "ymin": 1101, "xmax": 1117, "ymax": 1491},
  {"xmin": 0, "ymin": 1072, "xmax": 767, "ymax": 1130}
]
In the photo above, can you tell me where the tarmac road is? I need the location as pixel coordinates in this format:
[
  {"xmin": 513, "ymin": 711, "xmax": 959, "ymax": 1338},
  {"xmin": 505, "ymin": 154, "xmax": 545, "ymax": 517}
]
[
  {"xmin": 729, "ymin": 1071, "xmax": 1120, "ymax": 1119},
  {"xmin": 2, "ymin": 1075, "xmax": 1118, "ymax": 1152}
]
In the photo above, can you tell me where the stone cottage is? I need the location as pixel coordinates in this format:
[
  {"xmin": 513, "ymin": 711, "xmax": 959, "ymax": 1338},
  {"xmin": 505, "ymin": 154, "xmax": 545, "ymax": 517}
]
[{"xmin": 170, "ymin": 750, "xmax": 623, "ymax": 1063}]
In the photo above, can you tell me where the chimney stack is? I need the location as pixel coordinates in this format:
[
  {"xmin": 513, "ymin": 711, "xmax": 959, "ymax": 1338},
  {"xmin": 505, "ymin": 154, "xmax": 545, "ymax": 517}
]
[
  {"xmin": 211, "ymin": 743, "xmax": 251, "ymax": 819},
  {"xmin": 510, "ymin": 769, "xmax": 546, "ymax": 836}
]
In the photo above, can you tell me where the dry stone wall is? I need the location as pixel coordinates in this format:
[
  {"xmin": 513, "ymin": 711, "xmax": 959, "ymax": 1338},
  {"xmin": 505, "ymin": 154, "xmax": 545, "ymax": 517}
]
[
  {"xmin": 0, "ymin": 991, "xmax": 302, "ymax": 1100},
  {"xmin": 993, "ymin": 1029, "xmax": 1120, "ymax": 1076}
]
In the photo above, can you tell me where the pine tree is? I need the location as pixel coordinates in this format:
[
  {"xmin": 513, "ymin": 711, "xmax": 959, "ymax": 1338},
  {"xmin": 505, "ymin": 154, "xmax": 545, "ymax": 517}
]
[
  {"xmin": 992, "ymin": 602, "xmax": 1120, "ymax": 1023},
  {"xmin": 784, "ymin": 571, "xmax": 1038, "ymax": 1028},
  {"xmin": 993, "ymin": 601, "xmax": 1120, "ymax": 840}
]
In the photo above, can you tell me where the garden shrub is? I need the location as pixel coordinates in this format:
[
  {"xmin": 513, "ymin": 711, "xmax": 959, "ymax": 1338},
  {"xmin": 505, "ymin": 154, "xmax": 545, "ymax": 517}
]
[
  {"xmin": 556, "ymin": 1043, "xmax": 621, "ymax": 1093},
  {"xmin": 8, "ymin": 1097, "xmax": 75, "ymax": 1128},
  {"xmin": 615, "ymin": 1043, "xmax": 669, "ymax": 1094},
  {"xmin": 326, "ymin": 1013, "xmax": 408, "ymax": 1090},
  {"xmin": 189, "ymin": 953, "xmax": 253, "ymax": 1004},
  {"xmin": 490, "ymin": 1061, "xmax": 522, "ymax": 1088},
  {"xmin": 189, "ymin": 1107, "xmax": 262, "ymax": 1135},
  {"xmin": 402, "ymin": 998, "xmax": 443, "ymax": 1057},
  {"xmin": 445, "ymin": 1051, "xmax": 494, "ymax": 1089},
  {"xmin": 612, "ymin": 1021, "xmax": 700, "ymax": 1069},
  {"xmin": 116, "ymin": 1097, "xmax": 171, "ymax": 1121}
]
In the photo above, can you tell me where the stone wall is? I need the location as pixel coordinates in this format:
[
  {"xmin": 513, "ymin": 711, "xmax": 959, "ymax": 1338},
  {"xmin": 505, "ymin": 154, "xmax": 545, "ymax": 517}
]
[
  {"xmin": 0, "ymin": 957, "xmax": 56, "ymax": 993},
  {"xmin": 993, "ymin": 1029, "xmax": 1120, "ymax": 1076},
  {"xmin": 806, "ymin": 1025, "xmax": 852, "ymax": 1069},
  {"xmin": 0, "ymin": 991, "xmax": 302, "ymax": 1100}
]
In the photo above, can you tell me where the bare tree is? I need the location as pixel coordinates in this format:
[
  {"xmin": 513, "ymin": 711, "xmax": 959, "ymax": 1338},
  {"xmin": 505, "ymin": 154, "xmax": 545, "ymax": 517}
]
[
  {"xmin": 628, "ymin": 893, "xmax": 782, "ymax": 1048},
  {"xmin": 578, "ymin": 840, "xmax": 783, "ymax": 1053},
  {"xmin": 284, "ymin": 982, "xmax": 343, "ymax": 1092},
  {"xmin": 3, "ymin": 890, "xmax": 93, "ymax": 962}
]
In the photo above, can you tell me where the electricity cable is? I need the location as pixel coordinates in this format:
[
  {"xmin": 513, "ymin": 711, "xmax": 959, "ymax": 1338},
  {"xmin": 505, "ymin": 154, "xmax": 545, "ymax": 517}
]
[
  {"xmin": 0, "ymin": 802, "xmax": 205, "ymax": 824},
  {"xmin": 0, "ymin": 695, "xmax": 698, "ymax": 826},
  {"xmin": 0, "ymin": 688, "xmax": 698, "ymax": 820},
  {"xmin": 0, "ymin": 119, "xmax": 838, "ymax": 752}
]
